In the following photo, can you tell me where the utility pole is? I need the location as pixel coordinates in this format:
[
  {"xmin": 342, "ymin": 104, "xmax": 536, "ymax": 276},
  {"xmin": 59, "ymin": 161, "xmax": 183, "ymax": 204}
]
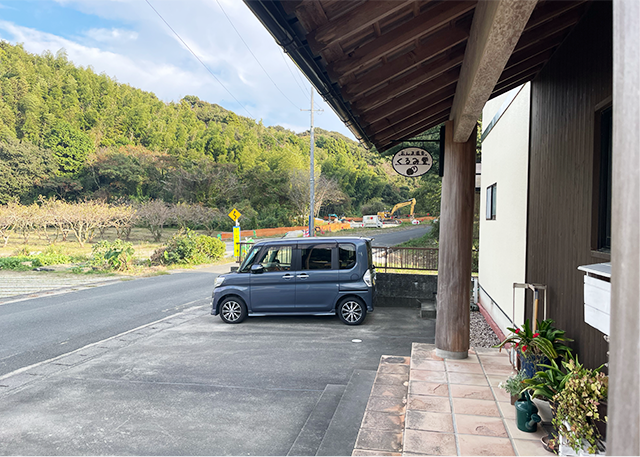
[{"xmin": 301, "ymin": 89, "xmax": 323, "ymax": 236}]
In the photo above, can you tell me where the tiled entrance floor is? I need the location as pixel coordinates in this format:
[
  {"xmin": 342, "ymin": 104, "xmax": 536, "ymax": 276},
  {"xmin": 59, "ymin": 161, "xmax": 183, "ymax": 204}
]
[{"xmin": 353, "ymin": 343, "xmax": 551, "ymax": 456}]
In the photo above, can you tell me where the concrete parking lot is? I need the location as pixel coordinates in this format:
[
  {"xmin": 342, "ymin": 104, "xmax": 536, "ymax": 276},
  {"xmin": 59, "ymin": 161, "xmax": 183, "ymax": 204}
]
[{"xmin": 0, "ymin": 303, "xmax": 434, "ymax": 455}]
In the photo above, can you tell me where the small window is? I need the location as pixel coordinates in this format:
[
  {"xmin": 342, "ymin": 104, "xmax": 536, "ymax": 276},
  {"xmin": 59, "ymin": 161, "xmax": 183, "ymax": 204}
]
[
  {"xmin": 592, "ymin": 106, "xmax": 612, "ymax": 253},
  {"xmin": 300, "ymin": 244, "xmax": 333, "ymax": 270},
  {"xmin": 486, "ymin": 183, "xmax": 497, "ymax": 220},
  {"xmin": 256, "ymin": 245, "xmax": 293, "ymax": 272},
  {"xmin": 339, "ymin": 244, "xmax": 357, "ymax": 270}
]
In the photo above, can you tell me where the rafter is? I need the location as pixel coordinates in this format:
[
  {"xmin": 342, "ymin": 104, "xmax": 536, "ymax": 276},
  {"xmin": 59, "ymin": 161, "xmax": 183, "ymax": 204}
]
[
  {"xmin": 377, "ymin": 113, "xmax": 450, "ymax": 151},
  {"xmin": 371, "ymin": 96, "xmax": 454, "ymax": 143},
  {"xmin": 523, "ymin": 0, "xmax": 588, "ymax": 31},
  {"xmin": 515, "ymin": 5, "xmax": 586, "ymax": 52},
  {"xmin": 328, "ymin": 1, "xmax": 475, "ymax": 79},
  {"xmin": 366, "ymin": 85, "xmax": 457, "ymax": 133},
  {"xmin": 308, "ymin": 0, "xmax": 414, "ymax": 54},
  {"xmin": 351, "ymin": 47, "xmax": 465, "ymax": 110},
  {"xmin": 498, "ymin": 49, "xmax": 554, "ymax": 84},
  {"xmin": 375, "ymin": 108, "xmax": 451, "ymax": 146},
  {"xmin": 358, "ymin": 71, "xmax": 459, "ymax": 124},
  {"xmin": 342, "ymin": 24, "xmax": 469, "ymax": 96},
  {"xmin": 491, "ymin": 68, "xmax": 542, "ymax": 98}
]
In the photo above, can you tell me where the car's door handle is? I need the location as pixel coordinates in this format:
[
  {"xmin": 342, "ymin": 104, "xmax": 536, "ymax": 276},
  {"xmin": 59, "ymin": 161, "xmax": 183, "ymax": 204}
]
[
  {"xmin": 282, "ymin": 274, "xmax": 294, "ymax": 280},
  {"xmin": 297, "ymin": 273, "xmax": 309, "ymax": 279}
]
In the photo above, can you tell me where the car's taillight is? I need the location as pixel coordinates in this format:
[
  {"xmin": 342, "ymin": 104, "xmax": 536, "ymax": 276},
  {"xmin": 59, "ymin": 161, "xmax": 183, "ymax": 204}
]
[{"xmin": 363, "ymin": 270, "xmax": 373, "ymax": 287}]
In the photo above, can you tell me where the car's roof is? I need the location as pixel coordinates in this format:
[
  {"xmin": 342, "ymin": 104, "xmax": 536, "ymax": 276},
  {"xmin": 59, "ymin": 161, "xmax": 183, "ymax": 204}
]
[{"xmin": 252, "ymin": 236, "xmax": 371, "ymax": 246}]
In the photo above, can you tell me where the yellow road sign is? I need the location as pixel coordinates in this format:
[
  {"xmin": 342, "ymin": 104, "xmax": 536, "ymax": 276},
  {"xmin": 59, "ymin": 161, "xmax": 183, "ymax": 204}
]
[{"xmin": 228, "ymin": 208, "xmax": 242, "ymax": 222}]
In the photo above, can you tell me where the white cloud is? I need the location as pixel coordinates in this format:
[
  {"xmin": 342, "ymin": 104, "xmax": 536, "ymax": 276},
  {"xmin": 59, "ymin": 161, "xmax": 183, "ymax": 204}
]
[
  {"xmin": 84, "ymin": 27, "xmax": 138, "ymax": 43},
  {"xmin": 0, "ymin": 0, "xmax": 356, "ymax": 139}
]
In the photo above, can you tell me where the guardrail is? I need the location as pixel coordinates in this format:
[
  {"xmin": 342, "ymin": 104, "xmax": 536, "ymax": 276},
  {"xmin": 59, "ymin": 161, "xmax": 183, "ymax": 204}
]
[{"xmin": 372, "ymin": 246, "xmax": 439, "ymax": 272}]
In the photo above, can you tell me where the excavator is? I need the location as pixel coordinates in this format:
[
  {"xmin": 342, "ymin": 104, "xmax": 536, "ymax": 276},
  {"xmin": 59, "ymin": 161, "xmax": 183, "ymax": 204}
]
[{"xmin": 377, "ymin": 198, "xmax": 416, "ymax": 223}]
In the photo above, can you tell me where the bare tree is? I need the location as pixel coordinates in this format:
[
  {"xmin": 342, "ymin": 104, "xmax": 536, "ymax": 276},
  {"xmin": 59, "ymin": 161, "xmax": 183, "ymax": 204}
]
[
  {"xmin": 136, "ymin": 200, "xmax": 172, "ymax": 242},
  {"xmin": 288, "ymin": 170, "xmax": 346, "ymax": 224}
]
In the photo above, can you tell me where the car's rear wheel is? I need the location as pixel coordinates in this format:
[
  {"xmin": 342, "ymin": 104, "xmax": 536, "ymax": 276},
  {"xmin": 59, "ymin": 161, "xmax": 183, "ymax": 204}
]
[
  {"xmin": 219, "ymin": 297, "xmax": 247, "ymax": 324},
  {"xmin": 337, "ymin": 297, "xmax": 366, "ymax": 325}
]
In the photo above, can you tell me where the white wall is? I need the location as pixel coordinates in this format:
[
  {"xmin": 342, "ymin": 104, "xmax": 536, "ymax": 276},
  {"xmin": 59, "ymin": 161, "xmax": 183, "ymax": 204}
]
[{"xmin": 478, "ymin": 83, "xmax": 530, "ymax": 335}]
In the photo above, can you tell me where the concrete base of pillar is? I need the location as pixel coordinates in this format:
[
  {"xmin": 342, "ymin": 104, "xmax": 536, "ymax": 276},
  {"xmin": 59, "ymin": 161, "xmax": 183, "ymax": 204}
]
[{"xmin": 436, "ymin": 348, "xmax": 468, "ymax": 360}]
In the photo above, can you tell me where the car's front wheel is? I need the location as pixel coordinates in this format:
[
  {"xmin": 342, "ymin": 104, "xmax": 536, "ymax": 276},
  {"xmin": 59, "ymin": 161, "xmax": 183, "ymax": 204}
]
[
  {"xmin": 219, "ymin": 297, "xmax": 247, "ymax": 324},
  {"xmin": 337, "ymin": 297, "xmax": 367, "ymax": 325}
]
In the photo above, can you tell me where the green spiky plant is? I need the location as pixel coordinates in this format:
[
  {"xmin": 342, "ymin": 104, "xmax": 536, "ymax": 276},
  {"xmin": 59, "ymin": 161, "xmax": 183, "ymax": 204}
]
[{"xmin": 494, "ymin": 318, "xmax": 573, "ymax": 361}]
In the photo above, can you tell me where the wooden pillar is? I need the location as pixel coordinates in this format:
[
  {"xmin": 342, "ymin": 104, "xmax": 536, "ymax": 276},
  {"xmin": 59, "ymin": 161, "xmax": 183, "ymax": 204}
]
[
  {"xmin": 435, "ymin": 120, "xmax": 476, "ymax": 359},
  {"xmin": 608, "ymin": 0, "xmax": 640, "ymax": 454}
]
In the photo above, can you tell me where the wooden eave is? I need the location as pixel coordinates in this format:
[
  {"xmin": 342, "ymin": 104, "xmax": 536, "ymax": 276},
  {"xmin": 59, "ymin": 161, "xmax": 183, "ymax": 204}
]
[{"xmin": 244, "ymin": 0, "xmax": 590, "ymax": 152}]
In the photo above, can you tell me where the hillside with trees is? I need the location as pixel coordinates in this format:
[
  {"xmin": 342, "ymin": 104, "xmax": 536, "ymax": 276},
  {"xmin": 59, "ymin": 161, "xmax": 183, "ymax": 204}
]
[{"xmin": 0, "ymin": 41, "xmax": 442, "ymax": 230}]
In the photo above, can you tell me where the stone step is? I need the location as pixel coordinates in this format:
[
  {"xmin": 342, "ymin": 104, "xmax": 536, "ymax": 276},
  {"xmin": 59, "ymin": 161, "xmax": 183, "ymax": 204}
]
[
  {"xmin": 287, "ymin": 384, "xmax": 346, "ymax": 456},
  {"xmin": 420, "ymin": 300, "xmax": 437, "ymax": 319},
  {"xmin": 315, "ymin": 369, "xmax": 377, "ymax": 456}
]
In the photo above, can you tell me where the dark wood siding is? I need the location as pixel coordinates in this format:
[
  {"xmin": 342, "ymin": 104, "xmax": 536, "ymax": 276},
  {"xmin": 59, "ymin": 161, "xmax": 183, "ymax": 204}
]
[{"xmin": 527, "ymin": 1, "xmax": 612, "ymax": 370}]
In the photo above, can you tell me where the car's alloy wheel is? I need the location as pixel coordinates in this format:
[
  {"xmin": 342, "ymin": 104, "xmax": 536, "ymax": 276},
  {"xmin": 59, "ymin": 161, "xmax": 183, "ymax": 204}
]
[
  {"xmin": 338, "ymin": 298, "xmax": 366, "ymax": 325},
  {"xmin": 220, "ymin": 298, "xmax": 247, "ymax": 324}
]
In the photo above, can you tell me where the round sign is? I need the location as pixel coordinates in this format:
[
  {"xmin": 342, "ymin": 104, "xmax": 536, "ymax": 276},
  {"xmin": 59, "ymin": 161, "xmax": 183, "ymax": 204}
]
[{"xmin": 392, "ymin": 147, "xmax": 433, "ymax": 177}]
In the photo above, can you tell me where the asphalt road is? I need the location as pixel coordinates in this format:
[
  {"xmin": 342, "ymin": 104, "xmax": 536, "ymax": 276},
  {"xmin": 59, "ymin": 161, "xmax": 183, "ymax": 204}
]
[
  {"xmin": 0, "ymin": 225, "xmax": 428, "ymax": 379},
  {"xmin": 369, "ymin": 224, "xmax": 431, "ymax": 246},
  {"xmin": 0, "ymin": 272, "xmax": 215, "ymax": 377}
]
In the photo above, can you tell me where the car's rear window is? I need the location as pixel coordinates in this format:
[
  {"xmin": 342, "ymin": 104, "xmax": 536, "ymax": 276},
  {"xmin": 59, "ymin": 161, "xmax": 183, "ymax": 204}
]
[
  {"xmin": 300, "ymin": 244, "xmax": 333, "ymax": 270},
  {"xmin": 338, "ymin": 244, "xmax": 356, "ymax": 270}
]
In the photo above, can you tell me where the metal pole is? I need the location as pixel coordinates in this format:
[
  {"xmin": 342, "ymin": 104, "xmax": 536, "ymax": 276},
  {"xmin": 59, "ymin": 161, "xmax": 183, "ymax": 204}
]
[{"xmin": 309, "ymin": 90, "xmax": 315, "ymax": 236}]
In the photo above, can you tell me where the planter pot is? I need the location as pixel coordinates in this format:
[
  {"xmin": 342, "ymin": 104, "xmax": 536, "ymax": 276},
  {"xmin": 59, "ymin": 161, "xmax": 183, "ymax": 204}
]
[
  {"xmin": 557, "ymin": 421, "xmax": 606, "ymax": 456},
  {"xmin": 510, "ymin": 394, "xmax": 520, "ymax": 405},
  {"xmin": 519, "ymin": 352, "xmax": 550, "ymax": 378}
]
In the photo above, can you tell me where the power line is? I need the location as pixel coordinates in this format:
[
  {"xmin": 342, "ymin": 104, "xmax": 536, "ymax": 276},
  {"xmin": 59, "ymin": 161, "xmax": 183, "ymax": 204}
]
[
  {"xmin": 279, "ymin": 48, "xmax": 309, "ymax": 99},
  {"xmin": 214, "ymin": 0, "xmax": 302, "ymax": 111},
  {"xmin": 144, "ymin": 0, "xmax": 254, "ymax": 118}
]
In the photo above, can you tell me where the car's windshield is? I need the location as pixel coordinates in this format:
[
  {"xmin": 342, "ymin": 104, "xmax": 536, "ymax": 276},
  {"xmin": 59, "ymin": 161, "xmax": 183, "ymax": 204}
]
[{"xmin": 239, "ymin": 245, "xmax": 260, "ymax": 272}]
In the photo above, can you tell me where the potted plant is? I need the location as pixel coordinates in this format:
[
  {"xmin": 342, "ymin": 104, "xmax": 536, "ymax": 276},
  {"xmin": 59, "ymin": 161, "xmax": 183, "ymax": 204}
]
[
  {"xmin": 552, "ymin": 358, "xmax": 608, "ymax": 455},
  {"xmin": 494, "ymin": 319, "xmax": 572, "ymax": 377},
  {"xmin": 522, "ymin": 358, "xmax": 569, "ymax": 402},
  {"xmin": 499, "ymin": 370, "xmax": 528, "ymax": 405}
]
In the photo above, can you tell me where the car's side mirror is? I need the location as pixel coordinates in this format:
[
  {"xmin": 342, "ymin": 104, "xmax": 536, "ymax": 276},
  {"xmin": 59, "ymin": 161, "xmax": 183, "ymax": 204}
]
[{"xmin": 251, "ymin": 264, "xmax": 264, "ymax": 274}]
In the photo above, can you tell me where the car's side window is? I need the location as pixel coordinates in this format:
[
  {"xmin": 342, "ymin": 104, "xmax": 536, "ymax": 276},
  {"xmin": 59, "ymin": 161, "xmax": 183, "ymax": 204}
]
[
  {"xmin": 338, "ymin": 244, "xmax": 357, "ymax": 270},
  {"xmin": 300, "ymin": 244, "xmax": 333, "ymax": 270},
  {"xmin": 256, "ymin": 246, "xmax": 293, "ymax": 272}
]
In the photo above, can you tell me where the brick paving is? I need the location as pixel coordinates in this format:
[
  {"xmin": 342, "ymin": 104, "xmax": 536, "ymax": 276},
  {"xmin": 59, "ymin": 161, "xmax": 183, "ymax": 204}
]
[{"xmin": 353, "ymin": 344, "xmax": 550, "ymax": 456}]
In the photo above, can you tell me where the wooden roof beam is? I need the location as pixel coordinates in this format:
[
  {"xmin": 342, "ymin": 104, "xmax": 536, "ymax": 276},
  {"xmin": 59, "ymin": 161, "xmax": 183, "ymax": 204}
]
[
  {"xmin": 377, "ymin": 113, "xmax": 450, "ymax": 151},
  {"xmin": 366, "ymin": 85, "xmax": 457, "ymax": 133},
  {"xmin": 450, "ymin": 0, "xmax": 537, "ymax": 143},
  {"xmin": 371, "ymin": 96, "xmax": 454, "ymax": 144},
  {"xmin": 328, "ymin": 1, "xmax": 476, "ymax": 79},
  {"xmin": 523, "ymin": 0, "xmax": 588, "ymax": 32},
  {"xmin": 498, "ymin": 49, "xmax": 553, "ymax": 84},
  {"xmin": 515, "ymin": 4, "xmax": 586, "ymax": 52},
  {"xmin": 343, "ymin": 24, "xmax": 469, "ymax": 96},
  {"xmin": 351, "ymin": 46, "xmax": 465, "ymax": 111},
  {"xmin": 308, "ymin": 0, "xmax": 414, "ymax": 54},
  {"xmin": 375, "ymin": 110, "xmax": 451, "ymax": 148},
  {"xmin": 493, "ymin": 66, "xmax": 543, "ymax": 96},
  {"xmin": 358, "ymin": 71, "xmax": 459, "ymax": 124}
]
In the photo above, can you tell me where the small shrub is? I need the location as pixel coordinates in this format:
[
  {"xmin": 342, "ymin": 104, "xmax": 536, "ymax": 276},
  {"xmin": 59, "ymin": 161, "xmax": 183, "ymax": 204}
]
[
  {"xmin": 195, "ymin": 235, "xmax": 226, "ymax": 260},
  {"xmin": 91, "ymin": 239, "xmax": 135, "ymax": 271},
  {"xmin": 153, "ymin": 230, "xmax": 226, "ymax": 266},
  {"xmin": 149, "ymin": 246, "xmax": 167, "ymax": 266},
  {"xmin": 162, "ymin": 230, "xmax": 200, "ymax": 265},
  {"xmin": 0, "ymin": 257, "xmax": 30, "ymax": 271}
]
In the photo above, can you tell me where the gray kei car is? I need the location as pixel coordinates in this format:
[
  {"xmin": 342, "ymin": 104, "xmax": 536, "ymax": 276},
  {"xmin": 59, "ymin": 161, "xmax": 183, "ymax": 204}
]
[{"xmin": 211, "ymin": 237, "xmax": 376, "ymax": 325}]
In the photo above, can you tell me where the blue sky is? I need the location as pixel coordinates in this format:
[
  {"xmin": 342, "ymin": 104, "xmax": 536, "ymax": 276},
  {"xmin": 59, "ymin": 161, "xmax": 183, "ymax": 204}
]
[{"xmin": 0, "ymin": 0, "xmax": 353, "ymax": 138}]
